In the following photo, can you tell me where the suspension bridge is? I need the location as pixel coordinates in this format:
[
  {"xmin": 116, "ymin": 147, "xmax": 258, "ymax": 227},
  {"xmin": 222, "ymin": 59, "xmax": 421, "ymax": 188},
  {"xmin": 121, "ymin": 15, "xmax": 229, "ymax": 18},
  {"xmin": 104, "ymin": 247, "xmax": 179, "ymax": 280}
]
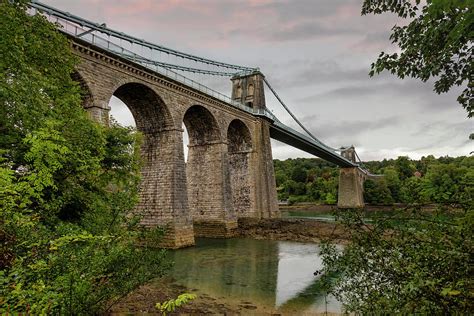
[{"xmin": 28, "ymin": 1, "xmax": 372, "ymax": 247}]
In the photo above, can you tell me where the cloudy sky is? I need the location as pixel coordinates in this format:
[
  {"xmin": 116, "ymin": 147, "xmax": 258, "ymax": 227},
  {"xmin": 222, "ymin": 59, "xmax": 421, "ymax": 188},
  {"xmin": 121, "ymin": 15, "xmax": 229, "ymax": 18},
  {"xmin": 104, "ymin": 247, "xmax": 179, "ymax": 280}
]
[{"xmin": 43, "ymin": 0, "xmax": 472, "ymax": 161}]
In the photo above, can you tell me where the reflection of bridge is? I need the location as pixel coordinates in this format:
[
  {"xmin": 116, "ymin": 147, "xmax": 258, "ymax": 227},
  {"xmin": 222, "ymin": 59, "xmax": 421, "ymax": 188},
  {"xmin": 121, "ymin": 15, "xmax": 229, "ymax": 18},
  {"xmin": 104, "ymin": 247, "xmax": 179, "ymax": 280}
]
[
  {"xmin": 30, "ymin": 1, "xmax": 369, "ymax": 247},
  {"xmin": 170, "ymin": 238, "xmax": 340, "ymax": 313}
]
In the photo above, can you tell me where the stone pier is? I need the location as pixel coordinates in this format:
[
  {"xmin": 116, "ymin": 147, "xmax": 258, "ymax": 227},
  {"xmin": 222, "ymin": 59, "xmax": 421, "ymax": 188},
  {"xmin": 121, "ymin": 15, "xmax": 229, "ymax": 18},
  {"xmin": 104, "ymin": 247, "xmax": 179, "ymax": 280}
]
[{"xmin": 337, "ymin": 167, "xmax": 365, "ymax": 208}]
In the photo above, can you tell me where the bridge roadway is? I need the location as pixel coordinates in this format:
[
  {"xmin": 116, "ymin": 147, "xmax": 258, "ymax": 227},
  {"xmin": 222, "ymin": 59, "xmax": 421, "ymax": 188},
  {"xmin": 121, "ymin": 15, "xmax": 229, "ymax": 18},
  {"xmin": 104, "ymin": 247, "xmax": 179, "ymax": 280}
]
[{"xmin": 268, "ymin": 121, "xmax": 356, "ymax": 167}]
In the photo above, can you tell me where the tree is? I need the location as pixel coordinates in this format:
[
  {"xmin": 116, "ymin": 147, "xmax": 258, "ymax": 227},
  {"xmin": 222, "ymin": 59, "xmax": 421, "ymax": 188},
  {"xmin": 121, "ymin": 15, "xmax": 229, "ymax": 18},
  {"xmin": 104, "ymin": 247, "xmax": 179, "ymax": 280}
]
[
  {"xmin": 291, "ymin": 164, "xmax": 307, "ymax": 183},
  {"xmin": 362, "ymin": 0, "xmax": 473, "ymax": 117},
  {"xmin": 399, "ymin": 176, "xmax": 425, "ymax": 203},
  {"xmin": 394, "ymin": 156, "xmax": 415, "ymax": 181},
  {"xmin": 421, "ymin": 162, "xmax": 471, "ymax": 204},
  {"xmin": 382, "ymin": 166, "xmax": 401, "ymax": 201},
  {"xmin": 1, "ymin": 2, "xmax": 168, "ymax": 313},
  {"xmin": 363, "ymin": 178, "xmax": 394, "ymax": 205},
  {"xmin": 320, "ymin": 207, "xmax": 473, "ymax": 314}
]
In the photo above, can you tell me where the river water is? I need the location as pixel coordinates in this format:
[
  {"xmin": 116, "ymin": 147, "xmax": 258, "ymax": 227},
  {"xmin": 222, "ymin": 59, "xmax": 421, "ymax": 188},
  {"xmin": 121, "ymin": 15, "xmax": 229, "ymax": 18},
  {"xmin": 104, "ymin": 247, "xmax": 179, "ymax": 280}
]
[{"xmin": 168, "ymin": 238, "xmax": 341, "ymax": 314}]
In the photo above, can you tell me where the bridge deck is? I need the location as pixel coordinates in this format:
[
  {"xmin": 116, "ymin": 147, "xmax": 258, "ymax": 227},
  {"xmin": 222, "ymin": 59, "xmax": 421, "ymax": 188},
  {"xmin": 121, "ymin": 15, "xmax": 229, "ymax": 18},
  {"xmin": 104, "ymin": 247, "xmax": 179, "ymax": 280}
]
[{"xmin": 269, "ymin": 122, "xmax": 356, "ymax": 167}]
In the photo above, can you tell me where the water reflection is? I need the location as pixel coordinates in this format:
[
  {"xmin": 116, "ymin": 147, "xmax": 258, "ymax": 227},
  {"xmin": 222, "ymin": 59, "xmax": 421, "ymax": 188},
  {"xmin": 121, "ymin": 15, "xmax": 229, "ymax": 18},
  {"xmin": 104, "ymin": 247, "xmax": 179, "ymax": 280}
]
[{"xmin": 169, "ymin": 238, "xmax": 341, "ymax": 314}]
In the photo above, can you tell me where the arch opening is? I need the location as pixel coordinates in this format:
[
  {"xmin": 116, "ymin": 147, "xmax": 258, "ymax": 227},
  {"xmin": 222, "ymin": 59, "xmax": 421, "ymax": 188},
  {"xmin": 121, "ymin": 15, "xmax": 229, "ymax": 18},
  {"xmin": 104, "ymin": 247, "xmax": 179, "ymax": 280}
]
[
  {"xmin": 247, "ymin": 83, "xmax": 254, "ymax": 96},
  {"xmin": 109, "ymin": 96, "xmax": 135, "ymax": 127},
  {"xmin": 235, "ymin": 85, "xmax": 242, "ymax": 99},
  {"xmin": 228, "ymin": 119, "xmax": 252, "ymax": 153},
  {"xmin": 183, "ymin": 105, "xmax": 220, "ymax": 146},
  {"xmin": 72, "ymin": 71, "xmax": 93, "ymax": 109},
  {"xmin": 113, "ymin": 83, "xmax": 173, "ymax": 133},
  {"xmin": 227, "ymin": 119, "xmax": 253, "ymax": 217}
]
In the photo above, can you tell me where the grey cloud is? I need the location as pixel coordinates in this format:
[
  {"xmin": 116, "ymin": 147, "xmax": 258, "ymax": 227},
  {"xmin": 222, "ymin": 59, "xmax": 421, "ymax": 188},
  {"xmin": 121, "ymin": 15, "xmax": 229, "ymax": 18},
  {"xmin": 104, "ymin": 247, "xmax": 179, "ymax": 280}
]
[
  {"xmin": 301, "ymin": 116, "xmax": 403, "ymax": 141},
  {"xmin": 411, "ymin": 120, "xmax": 473, "ymax": 143},
  {"xmin": 228, "ymin": 21, "xmax": 358, "ymax": 42},
  {"xmin": 256, "ymin": 0, "xmax": 358, "ymax": 21},
  {"xmin": 261, "ymin": 59, "xmax": 397, "ymax": 91},
  {"xmin": 297, "ymin": 79, "xmax": 462, "ymax": 113}
]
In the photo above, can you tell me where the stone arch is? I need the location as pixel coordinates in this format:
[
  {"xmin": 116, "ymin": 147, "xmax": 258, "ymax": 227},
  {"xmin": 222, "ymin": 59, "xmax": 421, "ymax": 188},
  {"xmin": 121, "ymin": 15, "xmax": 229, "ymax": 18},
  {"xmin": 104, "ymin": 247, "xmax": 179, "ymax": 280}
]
[
  {"xmin": 183, "ymin": 105, "xmax": 233, "ymax": 226},
  {"xmin": 113, "ymin": 82, "xmax": 173, "ymax": 133},
  {"xmin": 183, "ymin": 105, "xmax": 221, "ymax": 146},
  {"xmin": 236, "ymin": 85, "xmax": 242, "ymax": 99},
  {"xmin": 227, "ymin": 119, "xmax": 252, "ymax": 153},
  {"xmin": 247, "ymin": 83, "xmax": 254, "ymax": 96},
  {"xmin": 227, "ymin": 119, "xmax": 253, "ymax": 217}
]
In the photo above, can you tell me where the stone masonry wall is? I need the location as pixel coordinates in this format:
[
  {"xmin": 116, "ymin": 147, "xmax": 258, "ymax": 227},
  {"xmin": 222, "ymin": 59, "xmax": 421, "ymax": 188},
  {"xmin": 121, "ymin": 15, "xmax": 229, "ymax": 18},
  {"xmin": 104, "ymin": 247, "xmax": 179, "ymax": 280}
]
[
  {"xmin": 70, "ymin": 39, "xmax": 279, "ymax": 245},
  {"xmin": 250, "ymin": 119, "xmax": 279, "ymax": 218},
  {"xmin": 337, "ymin": 167, "xmax": 365, "ymax": 208}
]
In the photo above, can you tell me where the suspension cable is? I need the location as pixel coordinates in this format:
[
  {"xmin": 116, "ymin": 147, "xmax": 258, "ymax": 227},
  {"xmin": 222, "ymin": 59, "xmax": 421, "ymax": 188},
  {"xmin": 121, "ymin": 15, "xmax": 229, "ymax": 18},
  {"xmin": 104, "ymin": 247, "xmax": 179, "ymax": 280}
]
[
  {"xmin": 263, "ymin": 77, "xmax": 326, "ymax": 144},
  {"xmin": 122, "ymin": 54, "xmax": 243, "ymax": 76},
  {"xmin": 30, "ymin": 1, "xmax": 258, "ymax": 72}
]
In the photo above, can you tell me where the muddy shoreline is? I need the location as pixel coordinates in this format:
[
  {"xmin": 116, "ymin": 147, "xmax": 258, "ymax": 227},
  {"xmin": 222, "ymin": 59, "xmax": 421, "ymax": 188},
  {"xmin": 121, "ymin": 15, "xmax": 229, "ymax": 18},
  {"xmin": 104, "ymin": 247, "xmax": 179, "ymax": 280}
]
[
  {"xmin": 236, "ymin": 217, "xmax": 350, "ymax": 244},
  {"xmin": 109, "ymin": 218, "xmax": 345, "ymax": 315}
]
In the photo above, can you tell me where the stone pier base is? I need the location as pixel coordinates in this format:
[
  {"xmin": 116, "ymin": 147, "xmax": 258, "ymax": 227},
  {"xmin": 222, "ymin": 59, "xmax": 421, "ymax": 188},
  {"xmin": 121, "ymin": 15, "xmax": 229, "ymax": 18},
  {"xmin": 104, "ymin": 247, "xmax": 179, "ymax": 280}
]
[
  {"xmin": 338, "ymin": 167, "xmax": 365, "ymax": 208},
  {"xmin": 193, "ymin": 220, "xmax": 238, "ymax": 238},
  {"xmin": 159, "ymin": 224, "xmax": 195, "ymax": 249}
]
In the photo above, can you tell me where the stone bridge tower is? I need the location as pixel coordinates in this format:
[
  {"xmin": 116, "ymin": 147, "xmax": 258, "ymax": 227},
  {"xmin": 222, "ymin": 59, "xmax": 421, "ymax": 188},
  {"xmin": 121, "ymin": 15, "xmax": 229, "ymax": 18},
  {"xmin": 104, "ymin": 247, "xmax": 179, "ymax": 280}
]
[
  {"xmin": 338, "ymin": 146, "xmax": 365, "ymax": 208},
  {"xmin": 231, "ymin": 71, "xmax": 266, "ymax": 109},
  {"xmin": 230, "ymin": 71, "xmax": 279, "ymax": 218}
]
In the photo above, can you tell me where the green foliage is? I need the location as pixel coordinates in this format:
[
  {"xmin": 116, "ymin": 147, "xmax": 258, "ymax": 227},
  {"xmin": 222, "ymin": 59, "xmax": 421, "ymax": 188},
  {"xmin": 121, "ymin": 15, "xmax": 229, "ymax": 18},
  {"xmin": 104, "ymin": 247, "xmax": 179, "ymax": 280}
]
[
  {"xmin": 155, "ymin": 293, "xmax": 197, "ymax": 315},
  {"xmin": 1, "ymin": 2, "xmax": 169, "ymax": 314},
  {"xmin": 290, "ymin": 164, "xmax": 307, "ymax": 183},
  {"xmin": 363, "ymin": 179, "xmax": 394, "ymax": 205},
  {"xmin": 274, "ymin": 158, "xmax": 338, "ymax": 203},
  {"xmin": 275, "ymin": 156, "xmax": 473, "ymax": 206},
  {"xmin": 362, "ymin": 0, "xmax": 473, "ymax": 117},
  {"xmin": 382, "ymin": 167, "xmax": 401, "ymax": 201},
  {"xmin": 399, "ymin": 176, "xmax": 425, "ymax": 204},
  {"xmin": 320, "ymin": 207, "xmax": 474, "ymax": 313},
  {"xmin": 421, "ymin": 162, "xmax": 473, "ymax": 205}
]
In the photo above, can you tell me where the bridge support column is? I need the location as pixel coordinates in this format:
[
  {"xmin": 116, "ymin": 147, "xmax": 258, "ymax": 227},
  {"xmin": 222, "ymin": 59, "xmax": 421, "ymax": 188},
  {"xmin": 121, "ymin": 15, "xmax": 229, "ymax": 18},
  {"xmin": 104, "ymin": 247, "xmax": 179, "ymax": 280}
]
[
  {"xmin": 251, "ymin": 119, "xmax": 279, "ymax": 218},
  {"xmin": 84, "ymin": 100, "xmax": 111, "ymax": 125},
  {"xmin": 139, "ymin": 129, "xmax": 195, "ymax": 248},
  {"xmin": 337, "ymin": 167, "xmax": 365, "ymax": 208},
  {"xmin": 187, "ymin": 142, "xmax": 237, "ymax": 238}
]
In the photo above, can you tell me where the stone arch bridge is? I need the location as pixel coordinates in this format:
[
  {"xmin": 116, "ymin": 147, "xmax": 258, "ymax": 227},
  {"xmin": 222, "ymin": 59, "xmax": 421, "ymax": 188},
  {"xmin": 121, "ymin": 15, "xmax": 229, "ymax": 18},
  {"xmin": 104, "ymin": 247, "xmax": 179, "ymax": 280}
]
[
  {"xmin": 73, "ymin": 39, "xmax": 279, "ymax": 247},
  {"xmin": 30, "ymin": 1, "xmax": 372, "ymax": 248}
]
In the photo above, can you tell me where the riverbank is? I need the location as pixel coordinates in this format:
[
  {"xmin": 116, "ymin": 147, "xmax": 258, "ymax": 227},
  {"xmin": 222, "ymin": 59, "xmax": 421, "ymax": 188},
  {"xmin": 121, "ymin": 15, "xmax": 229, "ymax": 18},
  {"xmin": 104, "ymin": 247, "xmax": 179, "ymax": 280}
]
[
  {"xmin": 279, "ymin": 202, "xmax": 459, "ymax": 212},
  {"xmin": 110, "ymin": 276, "xmax": 339, "ymax": 315},
  {"xmin": 109, "ymin": 277, "xmax": 250, "ymax": 315},
  {"xmin": 237, "ymin": 218, "xmax": 350, "ymax": 244}
]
